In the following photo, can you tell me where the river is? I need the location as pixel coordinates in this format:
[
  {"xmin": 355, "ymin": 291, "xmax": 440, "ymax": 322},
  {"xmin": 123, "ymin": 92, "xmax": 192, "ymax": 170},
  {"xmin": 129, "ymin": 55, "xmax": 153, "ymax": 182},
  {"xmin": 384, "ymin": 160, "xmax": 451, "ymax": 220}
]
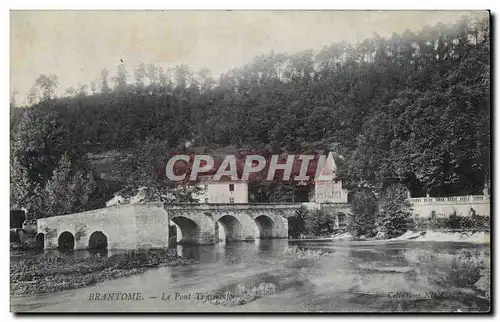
[{"xmin": 10, "ymin": 239, "xmax": 490, "ymax": 313}]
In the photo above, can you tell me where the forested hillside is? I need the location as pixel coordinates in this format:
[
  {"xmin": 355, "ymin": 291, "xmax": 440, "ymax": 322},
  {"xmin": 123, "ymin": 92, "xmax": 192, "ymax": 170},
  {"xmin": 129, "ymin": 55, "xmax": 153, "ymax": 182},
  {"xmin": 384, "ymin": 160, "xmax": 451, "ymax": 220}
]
[{"xmin": 10, "ymin": 16, "xmax": 490, "ymax": 218}]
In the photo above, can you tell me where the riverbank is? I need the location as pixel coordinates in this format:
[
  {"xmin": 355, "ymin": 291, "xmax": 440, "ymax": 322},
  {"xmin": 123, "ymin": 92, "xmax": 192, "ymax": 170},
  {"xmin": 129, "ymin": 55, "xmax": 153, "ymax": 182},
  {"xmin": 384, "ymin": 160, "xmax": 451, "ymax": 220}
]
[
  {"xmin": 391, "ymin": 230, "xmax": 490, "ymax": 243},
  {"xmin": 10, "ymin": 249, "xmax": 197, "ymax": 296},
  {"xmin": 292, "ymin": 230, "xmax": 490, "ymax": 244},
  {"xmin": 10, "ymin": 240, "xmax": 490, "ymax": 312}
]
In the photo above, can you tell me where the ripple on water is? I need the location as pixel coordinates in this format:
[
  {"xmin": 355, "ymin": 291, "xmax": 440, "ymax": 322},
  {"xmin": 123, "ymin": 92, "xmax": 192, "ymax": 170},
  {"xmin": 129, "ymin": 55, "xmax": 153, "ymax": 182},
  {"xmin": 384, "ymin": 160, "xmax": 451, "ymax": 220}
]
[{"xmin": 11, "ymin": 240, "xmax": 490, "ymax": 313}]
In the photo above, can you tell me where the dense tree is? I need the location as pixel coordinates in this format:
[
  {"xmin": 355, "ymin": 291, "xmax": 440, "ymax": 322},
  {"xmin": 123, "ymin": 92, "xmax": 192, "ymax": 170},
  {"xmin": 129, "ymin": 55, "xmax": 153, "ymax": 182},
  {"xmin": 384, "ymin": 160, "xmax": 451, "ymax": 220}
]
[
  {"xmin": 347, "ymin": 190, "xmax": 378, "ymax": 237},
  {"xmin": 304, "ymin": 209, "xmax": 336, "ymax": 237},
  {"xmin": 10, "ymin": 15, "xmax": 490, "ymax": 218},
  {"xmin": 44, "ymin": 153, "xmax": 98, "ymax": 217},
  {"xmin": 376, "ymin": 183, "xmax": 414, "ymax": 238},
  {"xmin": 10, "ymin": 107, "xmax": 95, "ymax": 217}
]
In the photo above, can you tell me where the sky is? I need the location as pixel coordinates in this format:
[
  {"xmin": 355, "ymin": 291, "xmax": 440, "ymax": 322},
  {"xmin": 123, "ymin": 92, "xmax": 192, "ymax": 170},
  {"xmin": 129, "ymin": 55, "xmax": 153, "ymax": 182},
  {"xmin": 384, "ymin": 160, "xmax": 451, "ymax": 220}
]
[{"xmin": 10, "ymin": 10, "xmax": 488, "ymax": 105}]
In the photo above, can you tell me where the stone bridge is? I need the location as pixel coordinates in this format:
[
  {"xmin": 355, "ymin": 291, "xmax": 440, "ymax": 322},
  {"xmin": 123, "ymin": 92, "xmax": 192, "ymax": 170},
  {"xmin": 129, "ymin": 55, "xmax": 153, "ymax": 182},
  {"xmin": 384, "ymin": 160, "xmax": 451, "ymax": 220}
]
[
  {"xmin": 166, "ymin": 203, "xmax": 300, "ymax": 244},
  {"xmin": 36, "ymin": 202, "xmax": 352, "ymax": 250}
]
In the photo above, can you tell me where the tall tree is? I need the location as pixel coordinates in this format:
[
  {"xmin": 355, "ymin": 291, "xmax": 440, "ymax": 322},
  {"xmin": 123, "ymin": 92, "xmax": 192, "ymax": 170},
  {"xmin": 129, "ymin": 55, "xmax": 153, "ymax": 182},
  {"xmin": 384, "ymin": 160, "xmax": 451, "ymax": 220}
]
[
  {"xmin": 347, "ymin": 190, "xmax": 378, "ymax": 237},
  {"xmin": 114, "ymin": 63, "xmax": 128, "ymax": 91},
  {"xmin": 100, "ymin": 68, "xmax": 111, "ymax": 94},
  {"xmin": 376, "ymin": 183, "xmax": 413, "ymax": 238},
  {"xmin": 90, "ymin": 81, "xmax": 97, "ymax": 95},
  {"xmin": 26, "ymin": 86, "xmax": 39, "ymax": 105},
  {"xmin": 134, "ymin": 63, "xmax": 146, "ymax": 88},
  {"xmin": 146, "ymin": 64, "xmax": 158, "ymax": 86},
  {"xmin": 35, "ymin": 74, "xmax": 58, "ymax": 101},
  {"xmin": 44, "ymin": 153, "xmax": 98, "ymax": 217},
  {"xmin": 197, "ymin": 66, "xmax": 215, "ymax": 93}
]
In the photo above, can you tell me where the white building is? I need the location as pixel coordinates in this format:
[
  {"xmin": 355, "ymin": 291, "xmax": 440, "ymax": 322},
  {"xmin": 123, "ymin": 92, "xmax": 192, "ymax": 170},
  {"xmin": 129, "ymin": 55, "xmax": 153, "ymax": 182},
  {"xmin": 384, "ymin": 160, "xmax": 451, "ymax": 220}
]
[
  {"xmin": 314, "ymin": 152, "xmax": 349, "ymax": 203},
  {"xmin": 192, "ymin": 176, "xmax": 248, "ymax": 204}
]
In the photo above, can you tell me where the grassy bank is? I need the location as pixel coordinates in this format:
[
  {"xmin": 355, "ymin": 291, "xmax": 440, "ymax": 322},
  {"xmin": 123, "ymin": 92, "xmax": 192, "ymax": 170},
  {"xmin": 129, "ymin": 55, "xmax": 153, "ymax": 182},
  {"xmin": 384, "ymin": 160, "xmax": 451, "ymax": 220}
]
[
  {"xmin": 10, "ymin": 249, "xmax": 197, "ymax": 296},
  {"xmin": 391, "ymin": 230, "xmax": 490, "ymax": 243}
]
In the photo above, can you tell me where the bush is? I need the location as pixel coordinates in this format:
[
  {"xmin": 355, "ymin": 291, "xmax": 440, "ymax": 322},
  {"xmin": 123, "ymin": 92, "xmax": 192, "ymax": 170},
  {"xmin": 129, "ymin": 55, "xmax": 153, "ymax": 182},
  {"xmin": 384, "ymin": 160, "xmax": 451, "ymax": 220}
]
[
  {"xmin": 304, "ymin": 209, "xmax": 336, "ymax": 237},
  {"xmin": 376, "ymin": 183, "xmax": 413, "ymax": 238},
  {"xmin": 446, "ymin": 211, "xmax": 461, "ymax": 229},
  {"xmin": 456, "ymin": 214, "xmax": 490, "ymax": 229},
  {"xmin": 449, "ymin": 249, "xmax": 489, "ymax": 287},
  {"xmin": 347, "ymin": 190, "xmax": 378, "ymax": 237},
  {"xmin": 414, "ymin": 211, "xmax": 490, "ymax": 230},
  {"xmin": 475, "ymin": 266, "xmax": 491, "ymax": 298},
  {"xmin": 414, "ymin": 213, "xmax": 449, "ymax": 230}
]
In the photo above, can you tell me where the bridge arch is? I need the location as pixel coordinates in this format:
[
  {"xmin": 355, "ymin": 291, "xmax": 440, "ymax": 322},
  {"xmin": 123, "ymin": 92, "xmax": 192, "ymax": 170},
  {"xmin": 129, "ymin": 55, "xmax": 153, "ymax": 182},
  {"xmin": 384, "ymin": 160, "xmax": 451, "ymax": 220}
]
[
  {"xmin": 58, "ymin": 231, "xmax": 75, "ymax": 250},
  {"xmin": 88, "ymin": 231, "xmax": 108, "ymax": 250},
  {"xmin": 255, "ymin": 215, "xmax": 274, "ymax": 239},
  {"xmin": 216, "ymin": 215, "xmax": 243, "ymax": 242},
  {"xmin": 246, "ymin": 211, "xmax": 288, "ymax": 239},
  {"xmin": 171, "ymin": 216, "xmax": 201, "ymax": 244},
  {"xmin": 212, "ymin": 212, "xmax": 259, "ymax": 241}
]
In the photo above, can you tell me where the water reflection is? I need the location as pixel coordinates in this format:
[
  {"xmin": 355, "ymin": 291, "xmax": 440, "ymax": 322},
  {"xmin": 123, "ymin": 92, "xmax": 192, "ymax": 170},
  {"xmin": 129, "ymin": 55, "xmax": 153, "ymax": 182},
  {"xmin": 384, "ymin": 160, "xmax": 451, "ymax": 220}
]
[{"xmin": 11, "ymin": 239, "xmax": 490, "ymax": 313}]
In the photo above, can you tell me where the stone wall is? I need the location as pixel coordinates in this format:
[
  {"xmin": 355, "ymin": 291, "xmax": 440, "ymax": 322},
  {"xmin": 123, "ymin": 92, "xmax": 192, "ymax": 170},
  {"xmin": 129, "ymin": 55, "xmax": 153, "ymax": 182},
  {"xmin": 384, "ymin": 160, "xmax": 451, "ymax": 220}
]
[
  {"xmin": 37, "ymin": 203, "xmax": 169, "ymax": 250},
  {"xmin": 410, "ymin": 195, "xmax": 490, "ymax": 218}
]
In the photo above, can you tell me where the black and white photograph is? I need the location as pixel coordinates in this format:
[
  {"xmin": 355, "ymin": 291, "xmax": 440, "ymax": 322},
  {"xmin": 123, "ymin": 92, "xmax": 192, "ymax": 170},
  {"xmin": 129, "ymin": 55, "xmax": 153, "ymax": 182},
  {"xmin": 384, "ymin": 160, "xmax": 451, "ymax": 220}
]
[{"xmin": 8, "ymin": 9, "xmax": 491, "ymax": 313}]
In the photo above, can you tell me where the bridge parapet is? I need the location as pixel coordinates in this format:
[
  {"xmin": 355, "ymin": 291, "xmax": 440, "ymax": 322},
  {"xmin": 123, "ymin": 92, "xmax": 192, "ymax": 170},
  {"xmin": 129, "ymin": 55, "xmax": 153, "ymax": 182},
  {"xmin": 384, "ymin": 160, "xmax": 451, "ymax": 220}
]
[
  {"xmin": 163, "ymin": 202, "xmax": 304, "ymax": 210},
  {"xmin": 410, "ymin": 195, "xmax": 490, "ymax": 217},
  {"xmin": 410, "ymin": 195, "xmax": 490, "ymax": 204},
  {"xmin": 164, "ymin": 203, "xmax": 305, "ymax": 217}
]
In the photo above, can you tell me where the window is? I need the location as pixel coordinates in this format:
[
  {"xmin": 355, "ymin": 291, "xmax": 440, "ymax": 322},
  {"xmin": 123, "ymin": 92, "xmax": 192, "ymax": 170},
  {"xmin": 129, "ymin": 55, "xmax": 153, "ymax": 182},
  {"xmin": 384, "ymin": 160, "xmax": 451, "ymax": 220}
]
[
  {"xmin": 229, "ymin": 197, "xmax": 235, "ymax": 204},
  {"xmin": 229, "ymin": 184, "xmax": 235, "ymax": 192},
  {"xmin": 204, "ymin": 198, "xmax": 209, "ymax": 203}
]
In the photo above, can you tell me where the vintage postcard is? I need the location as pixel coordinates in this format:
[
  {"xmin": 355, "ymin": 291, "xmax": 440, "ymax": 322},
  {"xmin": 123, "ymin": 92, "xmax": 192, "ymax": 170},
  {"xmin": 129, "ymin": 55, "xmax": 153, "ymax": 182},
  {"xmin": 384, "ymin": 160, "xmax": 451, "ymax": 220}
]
[{"xmin": 9, "ymin": 10, "xmax": 490, "ymax": 313}]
